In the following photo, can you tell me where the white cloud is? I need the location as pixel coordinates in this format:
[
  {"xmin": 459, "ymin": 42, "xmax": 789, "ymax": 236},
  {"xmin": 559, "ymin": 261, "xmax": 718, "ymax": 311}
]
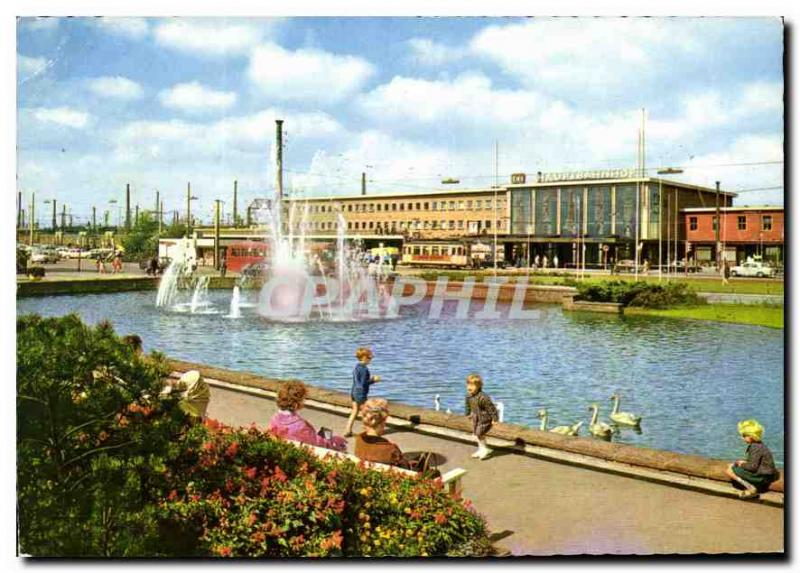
[
  {"xmin": 154, "ymin": 19, "xmax": 267, "ymax": 57},
  {"xmin": 248, "ymin": 43, "xmax": 375, "ymax": 104},
  {"xmin": 159, "ymin": 82, "xmax": 237, "ymax": 113},
  {"xmin": 18, "ymin": 54, "xmax": 48, "ymax": 80},
  {"xmin": 357, "ymin": 72, "xmax": 540, "ymax": 125},
  {"xmin": 679, "ymin": 134, "xmax": 783, "ymax": 204},
  {"xmin": 115, "ymin": 109, "xmax": 344, "ymax": 159},
  {"xmin": 737, "ymin": 81, "xmax": 783, "ymax": 114},
  {"xmin": 87, "ymin": 76, "xmax": 144, "ymax": 100},
  {"xmin": 407, "ymin": 38, "xmax": 463, "ymax": 66},
  {"xmin": 470, "ymin": 18, "xmax": 684, "ymax": 94},
  {"xmin": 32, "ymin": 107, "xmax": 91, "ymax": 129},
  {"xmin": 92, "ymin": 17, "xmax": 149, "ymax": 40}
]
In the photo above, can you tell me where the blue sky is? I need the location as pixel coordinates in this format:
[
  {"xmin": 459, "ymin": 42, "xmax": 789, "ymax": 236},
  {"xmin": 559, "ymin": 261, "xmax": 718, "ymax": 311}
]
[{"xmin": 17, "ymin": 16, "xmax": 784, "ymax": 227}]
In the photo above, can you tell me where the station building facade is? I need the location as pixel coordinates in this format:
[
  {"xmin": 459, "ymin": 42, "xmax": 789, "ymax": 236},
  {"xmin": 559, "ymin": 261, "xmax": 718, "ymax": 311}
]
[
  {"xmin": 216, "ymin": 169, "xmax": 740, "ymax": 268},
  {"xmin": 503, "ymin": 170, "xmax": 734, "ymax": 267}
]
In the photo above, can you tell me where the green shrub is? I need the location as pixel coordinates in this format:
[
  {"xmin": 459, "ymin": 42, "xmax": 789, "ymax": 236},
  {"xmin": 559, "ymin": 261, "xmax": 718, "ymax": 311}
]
[
  {"xmin": 627, "ymin": 282, "xmax": 704, "ymax": 309},
  {"xmin": 17, "ymin": 314, "xmax": 188, "ymax": 556},
  {"xmin": 27, "ymin": 266, "xmax": 45, "ymax": 278},
  {"xmin": 17, "ymin": 247, "xmax": 29, "ymax": 273},
  {"xmin": 576, "ymin": 280, "xmax": 703, "ymax": 308}
]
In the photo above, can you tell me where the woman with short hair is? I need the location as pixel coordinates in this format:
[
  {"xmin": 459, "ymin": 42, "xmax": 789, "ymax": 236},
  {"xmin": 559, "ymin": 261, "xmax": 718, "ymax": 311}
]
[{"xmin": 268, "ymin": 380, "xmax": 347, "ymax": 452}]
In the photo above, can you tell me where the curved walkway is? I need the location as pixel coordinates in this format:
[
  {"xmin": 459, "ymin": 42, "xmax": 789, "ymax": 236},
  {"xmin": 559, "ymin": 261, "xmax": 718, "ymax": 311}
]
[{"xmin": 206, "ymin": 383, "xmax": 784, "ymax": 556}]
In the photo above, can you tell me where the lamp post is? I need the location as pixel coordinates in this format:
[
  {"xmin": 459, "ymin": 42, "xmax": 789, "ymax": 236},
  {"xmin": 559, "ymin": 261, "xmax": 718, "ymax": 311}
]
[
  {"xmin": 186, "ymin": 182, "xmax": 198, "ymax": 236},
  {"xmin": 109, "ymin": 199, "xmax": 119, "ymax": 230},
  {"xmin": 214, "ymin": 199, "xmax": 224, "ymax": 269},
  {"xmin": 656, "ymin": 168, "xmax": 684, "ymax": 281},
  {"xmin": 43, "ymin": 198, "xmax": 57, "ymax": 232}
]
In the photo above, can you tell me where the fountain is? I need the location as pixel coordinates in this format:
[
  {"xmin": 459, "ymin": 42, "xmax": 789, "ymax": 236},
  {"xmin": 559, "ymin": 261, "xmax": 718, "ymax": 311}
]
[
  {"xmin": 155, "ymin": 120, "xmax": 395, "ymax": 322},
  {"xmin": 227, "ymin": 285, "xmax": 242, "ymax": 319}
]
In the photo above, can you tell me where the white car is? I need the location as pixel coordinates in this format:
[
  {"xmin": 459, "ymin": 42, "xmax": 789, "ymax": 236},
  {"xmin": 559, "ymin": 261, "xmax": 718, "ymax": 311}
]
[{"xmin": 730, "ymin": 261, "xmax": 775, "ymax": 278}]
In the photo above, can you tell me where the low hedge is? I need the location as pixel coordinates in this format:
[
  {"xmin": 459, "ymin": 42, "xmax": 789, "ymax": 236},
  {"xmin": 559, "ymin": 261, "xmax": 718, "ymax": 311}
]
[
  {"xmin": 575, "ymin": 280, "xmax": 704, "ymax": 309},
  {"xmin": 17, "ymin": 314, "xmax": 491, "ymax": 558}
]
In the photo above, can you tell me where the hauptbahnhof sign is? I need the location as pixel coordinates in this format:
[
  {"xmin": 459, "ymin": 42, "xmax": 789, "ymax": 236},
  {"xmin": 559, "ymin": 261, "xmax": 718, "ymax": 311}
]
[{"xmin": 536, "ymin": 168, "xmax": 640, "ymax": 183}]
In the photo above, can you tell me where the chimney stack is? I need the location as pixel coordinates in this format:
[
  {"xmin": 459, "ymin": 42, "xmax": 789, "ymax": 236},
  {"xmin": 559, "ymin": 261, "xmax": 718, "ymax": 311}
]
[
  {"xmin": 233, "ymin": 180, "xmax": 238, "ymax": 226},
  {"xmin": 125, "ymin": 183, "xmax": 131, "ymax": 230},
  {"xmin": 275, "ymin": 120, "xmax": 284, "ymax": 200},
  {"xmin": 361, "ymin": 172, "xmax": 366, "ymax": 196}
]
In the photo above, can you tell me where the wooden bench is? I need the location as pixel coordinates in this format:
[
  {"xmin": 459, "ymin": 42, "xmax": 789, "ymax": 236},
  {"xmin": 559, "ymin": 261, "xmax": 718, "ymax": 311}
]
[{"xmin": 288, "ymin": 439, "xmax": 468, "ymax": 496}]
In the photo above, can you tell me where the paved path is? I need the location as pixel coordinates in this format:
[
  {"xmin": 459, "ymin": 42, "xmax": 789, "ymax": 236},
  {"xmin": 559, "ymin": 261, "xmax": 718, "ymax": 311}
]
[
  {"xmin": 699, "ymin": 292, "xmax": 784, "ymax": 305},
  {"xmin": 207, "ymin": 385, "xmax": 784, "ymax": 556}
]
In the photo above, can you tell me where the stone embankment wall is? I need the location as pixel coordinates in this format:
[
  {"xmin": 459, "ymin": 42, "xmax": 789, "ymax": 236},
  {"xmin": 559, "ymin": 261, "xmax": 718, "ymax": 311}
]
[
  {"xmin": 168, "ymin": 359, "xmax": 784, "ymax": 494},
  {"xmin": 17, "ymin": 277, "xmax": 159, "ymax": 297}
]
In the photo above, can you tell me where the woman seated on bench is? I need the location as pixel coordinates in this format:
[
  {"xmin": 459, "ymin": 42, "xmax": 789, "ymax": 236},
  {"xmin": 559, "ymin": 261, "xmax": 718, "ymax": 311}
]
[
  {"xmin": 268, "ymin": 381, "xmax": 347, "ymax": 452},
  {"xmin": 355, "ymin": 398, "xmax": 438, "ymax": 477}
]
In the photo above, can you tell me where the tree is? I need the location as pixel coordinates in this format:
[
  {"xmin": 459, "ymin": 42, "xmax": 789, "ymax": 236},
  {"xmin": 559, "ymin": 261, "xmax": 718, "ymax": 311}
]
[{"xmin": 17, "ymin": 315, "xmax": 189, "ymax": 556}]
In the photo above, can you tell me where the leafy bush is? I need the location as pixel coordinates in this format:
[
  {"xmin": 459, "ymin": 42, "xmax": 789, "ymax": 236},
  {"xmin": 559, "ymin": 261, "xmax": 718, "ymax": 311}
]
[
  {"xmin": 17, "ymin": 247, "xmax": 29, "ymax": 274},
  {"xmin": 27, "ymin": 266, "xmax": 45, "ymax": 278},
  {"xmin": 17, "ymin": 314, "xmax": 492, "ymax": 558},
  {"xmin": 158, "ymin": 420, "xmax": 492, "ymax": 558},
  {"xmin": 576, "ymin": 280, "xmax": 703, "ymax": 308},
  {"xmin": 17, "ymin": 314, "xmax": 188, "ymax": 556}
]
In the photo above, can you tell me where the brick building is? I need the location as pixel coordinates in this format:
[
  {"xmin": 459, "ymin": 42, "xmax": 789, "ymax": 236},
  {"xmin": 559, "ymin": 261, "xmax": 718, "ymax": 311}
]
[{"xmin": 683, "ymin": 206, "xmax": 784, "ymax": 267}]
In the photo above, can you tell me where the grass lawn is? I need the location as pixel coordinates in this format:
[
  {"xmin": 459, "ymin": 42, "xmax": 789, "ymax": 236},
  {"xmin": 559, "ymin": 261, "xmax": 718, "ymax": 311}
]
[
  {"xmin": 625, "ymin": 304, "xmax": 784, "ymax": 329},
  {"xmin": 409, "ymin": 270, "xmax": 784, "ymax": 295}
]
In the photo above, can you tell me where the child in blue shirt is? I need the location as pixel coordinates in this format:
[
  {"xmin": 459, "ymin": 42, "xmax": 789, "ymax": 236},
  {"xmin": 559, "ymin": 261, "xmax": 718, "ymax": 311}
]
[{"xmin": 344, "ymin": 347, "xmax": 380, "ymax": 437}]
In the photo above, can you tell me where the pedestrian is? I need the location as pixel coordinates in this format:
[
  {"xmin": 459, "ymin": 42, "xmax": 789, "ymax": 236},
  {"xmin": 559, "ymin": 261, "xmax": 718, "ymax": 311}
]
[
  {"xmin": 161, "ymin": 370, "xmax": 210, "ymax": 420},
  {"xmin": 220, "ymin": 255, "xmax": 227, "ymax": 278},
  {"xmin": 725, "ymin": 419, "xmax": 779, "ymax": 499},
  {"xmin": 96, "ymin": 255, "xmax": 106, "ymax": 274},
  {"xmin": 542, "ymin": 255, "xmax": 549, "ymax": 269},
  {"xmin": 268, "ymin": 380, "xmax": 347, "ymax": 452},
  {"xmin": 534, "ymin": 254, "xmax": 540, "ymax": 270},
  {"xmin": 344, "ymin": 347, "xmax": 381, "ymax": 437},
  {"xmin": 553, "ymin": 254, "xmax": 559, "ymax": 269},
  {"xmin": 113, "ymin": 251, "xmax": 122, "ymax": 273},
  {"xmin": 723, "ymin": 260, "xmax": 731, "ymax": 285},
  {"xmin": 391, "ymin": 253, "xmax": 398, "ymax": 271},
  {"xmin": 465, "ymin": 373, "xmax": 499, "ymax": 460},
  {"xmin": 643, "ymin": 259, "xmax": 650, "ymax": 275}
]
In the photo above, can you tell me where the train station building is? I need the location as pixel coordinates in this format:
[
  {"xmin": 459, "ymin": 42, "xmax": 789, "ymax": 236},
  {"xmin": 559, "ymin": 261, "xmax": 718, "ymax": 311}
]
[{"xmin": 191, "ymin": 168, "xmax": 781, "ymax": 269}]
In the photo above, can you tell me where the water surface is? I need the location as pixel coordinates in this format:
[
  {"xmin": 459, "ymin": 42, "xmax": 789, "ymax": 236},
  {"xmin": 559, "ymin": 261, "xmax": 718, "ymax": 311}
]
[{"xmin": 17, "ymin": 290, "xmax": 784, "ymax": 465}]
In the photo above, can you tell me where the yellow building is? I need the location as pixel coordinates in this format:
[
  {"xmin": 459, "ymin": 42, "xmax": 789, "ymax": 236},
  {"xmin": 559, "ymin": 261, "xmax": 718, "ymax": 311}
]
[{"xmin": 285, "ymin": 187, "xmax": 510, "ymax": 240}]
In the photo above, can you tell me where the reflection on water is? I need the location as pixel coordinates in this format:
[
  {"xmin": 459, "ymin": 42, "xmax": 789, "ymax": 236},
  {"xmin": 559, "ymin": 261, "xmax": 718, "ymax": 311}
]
[{"xmin": 17, "ymin": 291, "xmax": 784, "ymax": 465}]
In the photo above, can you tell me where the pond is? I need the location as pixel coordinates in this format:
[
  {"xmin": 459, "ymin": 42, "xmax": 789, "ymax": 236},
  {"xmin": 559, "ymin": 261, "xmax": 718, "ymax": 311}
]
[{"xmin": 17, "ymin": 290, "xmax": 784, "ymax": 466}]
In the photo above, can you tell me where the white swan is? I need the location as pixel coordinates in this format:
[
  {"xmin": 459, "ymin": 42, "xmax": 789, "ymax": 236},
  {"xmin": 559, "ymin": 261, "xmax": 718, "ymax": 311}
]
[
  {"xmin": 588, "ymin": 404, "xmax": 613, "ymax": 440},
  {"xmin": 434, "ymin": 394, "xmax": 441, "ymax": 412},
  {"xmin": 537, "ymin": 408, "xmax": 583, "ymax": 436},
  {"xmin": 496, "ymin": 401, "xmax": 505, "ymax": 423},
  {"xmin": 609, "ymin": 393, "xmax": 642, "ymax": 427}
]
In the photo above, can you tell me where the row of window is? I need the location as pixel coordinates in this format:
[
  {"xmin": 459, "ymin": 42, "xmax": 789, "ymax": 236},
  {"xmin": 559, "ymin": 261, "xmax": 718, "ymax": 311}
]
[
  {"xmin": 307, "ymin": 199, "xmax": 505, "ymax": 214},
  {"xmin": 403, "ymin": 245, "xmax": 466, "ymax": 256},
  {"xmin": 689, "ymin": 215, "xmax": 774, "ymax": 232},
  {"xmin": 301, "ymin": 219, "xmax": 505, "ymax": 231}
]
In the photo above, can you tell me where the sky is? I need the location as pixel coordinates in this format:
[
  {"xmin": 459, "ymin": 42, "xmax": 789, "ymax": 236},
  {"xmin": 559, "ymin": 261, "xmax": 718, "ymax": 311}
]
[{"xmin": 16, "ymin": 16, "xmax": 784, "ymax": 227}]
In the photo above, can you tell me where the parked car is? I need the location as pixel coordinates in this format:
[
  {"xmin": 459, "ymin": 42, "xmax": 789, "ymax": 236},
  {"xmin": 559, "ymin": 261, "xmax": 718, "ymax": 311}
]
[
  {"xmin": 730, "ymin": 261, "xmax": 776, "ymax": 278},
  {"xmin": 30, "ymin": 249, "xmax": 59, "ymax": 264},
  {"xmin": 671, "ymin": 259, "xmax": 702, "ymax": 273}
]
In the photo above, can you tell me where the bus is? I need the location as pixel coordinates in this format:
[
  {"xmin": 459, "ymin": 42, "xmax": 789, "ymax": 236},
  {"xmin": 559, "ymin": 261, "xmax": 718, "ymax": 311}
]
[{"xmin": 226, "ymin": 241, "xmax": 268, "ymax": 273}]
